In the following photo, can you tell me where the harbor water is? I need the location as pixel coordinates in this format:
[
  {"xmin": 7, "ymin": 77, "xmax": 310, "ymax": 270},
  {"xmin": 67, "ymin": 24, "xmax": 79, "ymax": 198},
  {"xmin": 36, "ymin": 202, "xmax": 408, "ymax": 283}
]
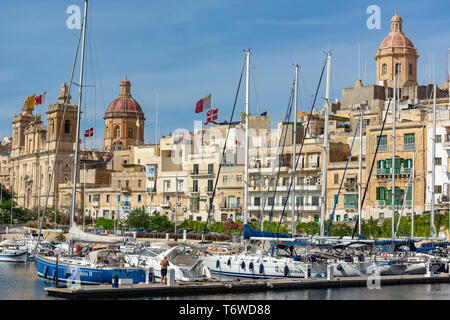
[{"xmin": 2, "ymin": 261, "xmax": 450, "ymax": 300}]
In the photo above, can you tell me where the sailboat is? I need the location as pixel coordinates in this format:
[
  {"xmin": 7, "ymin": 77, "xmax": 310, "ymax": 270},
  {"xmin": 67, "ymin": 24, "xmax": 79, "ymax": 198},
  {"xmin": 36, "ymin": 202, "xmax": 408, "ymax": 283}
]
[{"xmin": 33, "ymin": 0, "xmax": 146, "ymax": 285}]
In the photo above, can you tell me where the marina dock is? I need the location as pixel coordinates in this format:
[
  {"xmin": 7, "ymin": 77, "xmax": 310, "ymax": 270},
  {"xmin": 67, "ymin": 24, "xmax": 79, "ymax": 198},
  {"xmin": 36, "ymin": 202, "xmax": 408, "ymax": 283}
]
[{"xmin": 45, "ymin": 274, "xmax": 450, "ymax": 299}]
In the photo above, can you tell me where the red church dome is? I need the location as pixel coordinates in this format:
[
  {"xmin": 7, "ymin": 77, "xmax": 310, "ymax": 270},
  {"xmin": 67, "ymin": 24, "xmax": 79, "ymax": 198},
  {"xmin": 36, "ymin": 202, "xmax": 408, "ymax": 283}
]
[{"xmin": 105, "ymin": 76, "xmax": 144, "ymax": 115}]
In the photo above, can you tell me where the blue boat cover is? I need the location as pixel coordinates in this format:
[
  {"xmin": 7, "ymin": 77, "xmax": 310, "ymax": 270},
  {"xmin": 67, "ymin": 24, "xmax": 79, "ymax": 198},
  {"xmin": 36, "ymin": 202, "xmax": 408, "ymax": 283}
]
[{"xmin": 243, "ymin": 224, "xmax": 293, "ymax": 240}]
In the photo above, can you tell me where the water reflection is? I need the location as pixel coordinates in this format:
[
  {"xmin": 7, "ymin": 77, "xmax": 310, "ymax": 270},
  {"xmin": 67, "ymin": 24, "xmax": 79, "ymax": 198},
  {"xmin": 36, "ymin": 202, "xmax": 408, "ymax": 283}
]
[{"xmin": 1, "ymin": 262, "xmax": 450, "ymax": 300}]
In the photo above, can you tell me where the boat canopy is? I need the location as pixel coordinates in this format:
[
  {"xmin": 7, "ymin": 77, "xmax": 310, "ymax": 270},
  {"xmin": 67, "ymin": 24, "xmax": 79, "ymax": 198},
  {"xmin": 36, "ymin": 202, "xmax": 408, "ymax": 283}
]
[
  {"xmin": 69, "ymin": 224, "xmax": 125, "ymax": 244},
  {"xmin": 243, "ymin": 224, "xmax": 293, "ymax": 240}
]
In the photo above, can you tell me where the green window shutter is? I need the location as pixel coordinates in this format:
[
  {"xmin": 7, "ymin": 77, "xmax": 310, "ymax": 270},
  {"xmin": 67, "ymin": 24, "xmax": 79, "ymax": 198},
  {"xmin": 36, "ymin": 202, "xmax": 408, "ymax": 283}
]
[
  {"xmin": 406, "ymin": 186, "xmax": 412, "ymax": 200},
  {"xmin": 377, "ymin": 160, "xmax": 381, "ymax": 169},
  {"xmin": 334, "ymin": 194, "xmax": 339, "ymax": 204},
  {"xmin": 376, "ymin": 187, "xmax": 380, "ymax": 200}
]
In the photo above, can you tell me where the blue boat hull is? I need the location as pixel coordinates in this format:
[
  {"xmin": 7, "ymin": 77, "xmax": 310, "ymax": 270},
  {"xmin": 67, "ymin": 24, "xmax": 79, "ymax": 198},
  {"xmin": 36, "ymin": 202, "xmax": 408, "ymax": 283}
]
[{"xmin": 35, "ymin": 255, "xmax": 146, "ymax": 285}]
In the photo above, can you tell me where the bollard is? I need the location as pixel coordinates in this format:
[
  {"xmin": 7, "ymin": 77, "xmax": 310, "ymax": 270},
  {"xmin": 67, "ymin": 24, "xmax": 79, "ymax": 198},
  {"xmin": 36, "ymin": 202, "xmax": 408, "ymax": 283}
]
[
  {"xmin": 168, "ymin": 268, "xmax": 176, "ymax": 286},
  {"xmin": 304, "ymin": 264, "xmax": 311, "ymax": 279},
  {"xmin": 425, "ymin": 262, "xmax": 434, "ymax": 278},
  {"xmin": 146, "ymin": 267, "xmax": 154, "ymax": 284},
  {"xmin": 133, "ymin": 232, "xmax": 136, "ymax": 239},
  {"xmin": 327, "ymin": 265, "xmax": 334, "ymax": 280},
  {"xmin": 183, "ymin": 230, "xmax": 187, "ymax": 242},
  {"xmin": 166, "ymin": 233, "xmax": 169, "ymax": 241}
]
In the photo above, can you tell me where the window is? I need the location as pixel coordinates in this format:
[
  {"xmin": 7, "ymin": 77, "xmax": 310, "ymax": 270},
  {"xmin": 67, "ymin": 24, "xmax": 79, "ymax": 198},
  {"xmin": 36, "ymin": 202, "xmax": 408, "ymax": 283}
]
[
  {"xmin": 296, "ymin": 196, "xmax": 303, "ymax": 206},
  {"xmin": 64, "ymin": 120, "xmax": 71, "ymax": 134},
  {"xmin": 229, "ymin": 196, "xmax": 236, "ymax": 208},
  {"xmin": 254, "ymin": 197, "xmax": 261, "ymax": 206},
  {"xmin": 336, "ymin": 215, "xmax": 341, "ymax": 222},
  {"xmin": 207, "ymin": 180, "xmax": 213, "ymax": 192},
  {"xmin": 126, "ymin": 180, "xmax": 129, "ymax": 187},
  {"xmin": 334, "ymin": 174, "xmax": 339, "ymax": 184},
  {"xmin": 436, "ymin": 135, "xmax": 442, "ymax": 143},
  {"xmin": 236, "ymin": 175, "xmax": 242, "ymax": 182},
  {"xmin": 192, "ymin": 180, "xmax": 198, "ymax": 192},
  {"xmin": 193, "ymin": 164, "xmax": 199, "ymax": 174},
  {"xmin": 237, "ymin": 197, "xmax": 241, "ymax": 208},
  {"xmin": 382, "ymin": 64, "xmax": 387, "ymax": 75},
  {"xmin": 115, "ymin": 127, "xmax": 120, "ymax": 138},
  {"xmin": 189, "ymin": 215, "xmax": 194, "ymax": 221},
  {"xmin": 223, "ymin": 175, "xmax": 228, "ymax": 183},
  {"xmin": 118, "ymin": 180, "xmax": 121, "ymax": 188},
  {"xmin": 89, "ymin": 195, "xmax": 91, "ymax": 203},
  {"xmin": 312, "ymin": 196, "xmax": 320, "ymax": 206},
  {"xmin": 344, "ymin": 214, "xmax": 349, "ymax": 221},
  {"xmin": 435, "ymin": 185, "xmax": 442, "ymax": 194},
  {"xmin": 208, "ymin": 163, "xmax": 214, "ymax": 174},
  {"xmin": 128, "ymin": 128, "xmax": 133, "ymax": 138},
  {"xmin": 106, "ymin": 195, "xmax": 110, "ymax": 203},
  {"xmin": 197, "ymin": 217, "xmax": 202, "ymax": 221},
  {"xmin": 404, "ymin": 133, "xmax": 415, "ymax": 150},
  {"xmin": 138, "ymin": 180, "xmax": 142, "ymax": 188},
  {"xmin": 379, "ymin": 213, "xmax": 385, "ymax": 219},
  {"xmin": 268, "ymin": 197, "xmax": 274, "ymax": 206},
  {"xmin": 282, "ymin": 197, "xmax": 288, "ymax": 206},
  {"xmin": 435, "ymin": 158, "xmax": 442, "ymax": 166},
  {"xmin": 395, "ymin": 63, "xmax": 401, "ymax": 75},
  {"xmin": 137, "ymin": 194, "xmax": 142, "ymax": 203},
  {"xmin": 409, "ymin": 64, "xmax": 413, "ymax": 76},
  {"xmin": 314, "ymin": 215, "xmax": 319, "ymax": 223},
  {"xmin": 221, "ymin": 214, "xmax": 228, "ymax": 222},
  {"xmin": 378, "ymin": 135, "xmax": 387, "ymax": 151}
]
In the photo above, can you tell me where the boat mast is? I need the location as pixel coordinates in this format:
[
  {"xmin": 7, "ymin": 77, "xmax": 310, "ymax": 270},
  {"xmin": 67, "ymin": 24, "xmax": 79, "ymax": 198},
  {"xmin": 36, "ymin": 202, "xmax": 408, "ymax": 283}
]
[
  {"xmin": 411, "ymin": 155, "xmax": 415, "ymax": 238},
  {"xmin": 70, "ymin": 0, "xmax": 88, "ymax": 229},
  {"xmin": 358, "ymin": 109, "xmax": 362, "ymax": 236},
  {"xmin": 391, "ymin": 75, "xmax": 397, "ymax": 241},
  {"xmin": 320, "ymin": 51, "xmax": 331, "ymax": 237},
  {"xmin": 291, "ymin": 64, "xmax": 299, "ymax": 234},
  {"xmin": 431, "ymin": 84, "xmax": 437, "ymax": 238},
  {"xmin": 244, "ymin": 50, "xmax": 250, "ymax": 227}
]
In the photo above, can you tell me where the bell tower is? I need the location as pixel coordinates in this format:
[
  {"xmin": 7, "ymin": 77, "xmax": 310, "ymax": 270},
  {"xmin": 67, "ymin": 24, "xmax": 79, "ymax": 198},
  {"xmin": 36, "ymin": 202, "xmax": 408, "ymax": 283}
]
[
  {"xmin": 46, "ymin": 82, "xmax": 78, "ymax": 152},
  {"xmin": 375, "ymin": 11, "xmax": 418, "ymax": 88}
]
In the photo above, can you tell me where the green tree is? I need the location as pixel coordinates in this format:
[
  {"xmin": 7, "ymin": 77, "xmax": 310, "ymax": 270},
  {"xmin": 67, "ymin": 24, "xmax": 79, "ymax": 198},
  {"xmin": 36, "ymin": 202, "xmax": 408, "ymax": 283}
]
[
  {"xmin": 95, "ymin": 217, "xmax": 115, "ymax": 230},
  {"xmin": 148, "ymin": 214, "xmax": 174, "ymax": 231},
  {"xmin": 126, "ymin": 208, "xmax": 151, "ymax": 229}
]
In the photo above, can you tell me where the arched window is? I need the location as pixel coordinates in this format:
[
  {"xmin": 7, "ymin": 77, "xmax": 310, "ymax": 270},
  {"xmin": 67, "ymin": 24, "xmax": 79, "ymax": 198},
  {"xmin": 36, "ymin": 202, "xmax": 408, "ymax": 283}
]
[
  {"xmin": 115, "ymin": 126, "xmax": 120, "ymax": 138},
  {"xmin": 395, "ymin": 63, "xmax": 401, "ymax": 75},
  {"xmin": 344, "ymin": 214, "xmax": 349, "ymax": 221},
  {"xmin": 382, "ymin": 64, "xmax": 387, "ymax": 75},
  {"xmin": 409, "ymin": 64, "xmax": 413, "ymax": 76},
  {"xmin": 64, "ymin": 120, "xmax": 71, "ymax": 134}
]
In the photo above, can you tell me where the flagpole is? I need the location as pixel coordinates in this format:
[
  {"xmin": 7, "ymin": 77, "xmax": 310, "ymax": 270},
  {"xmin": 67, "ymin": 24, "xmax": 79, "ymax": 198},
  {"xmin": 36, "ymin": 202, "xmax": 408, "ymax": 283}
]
[{"xmin": 155, "ymin": 94, "xmax": 159, "ymax": 145}]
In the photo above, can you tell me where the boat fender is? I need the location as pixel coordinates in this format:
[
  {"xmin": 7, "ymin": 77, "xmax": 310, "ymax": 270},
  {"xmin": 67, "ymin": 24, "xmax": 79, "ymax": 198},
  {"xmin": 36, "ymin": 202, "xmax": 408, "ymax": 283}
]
[
  {"xmin": 216, "ymin": 260, "xmax": 220, "ymax": 269},
  {"xmin": 43, "ymin": 266, "xmax": 48, "ymax": 279},
  {"xmin": 227, "ymin": 259, "xmax": 231, "ymax": 266},
  {"xmin": 249, "ymin": 262, "xmax": 254, "ymax": 270},
  {"xmin": 284, "ymin": 265, "xmax": 289, "ymax": 277},
  {"xmin": 336, "ymin": 264, "xmax": 343, "ymax": 271},
  {"xmin": 259, "ymin": 263, "xmax": 264, "ymax": 274},
  {"xmin": 241, "ymin": 261, "xmax": 246, "ymax": 269}
]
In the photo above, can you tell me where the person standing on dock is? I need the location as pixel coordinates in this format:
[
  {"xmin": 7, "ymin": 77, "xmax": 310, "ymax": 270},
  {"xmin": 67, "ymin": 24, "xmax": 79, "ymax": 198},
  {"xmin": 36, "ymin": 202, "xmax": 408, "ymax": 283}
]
[{"xmin": 160, "ymin": 256, "xmax": 170, "ymax": 285}]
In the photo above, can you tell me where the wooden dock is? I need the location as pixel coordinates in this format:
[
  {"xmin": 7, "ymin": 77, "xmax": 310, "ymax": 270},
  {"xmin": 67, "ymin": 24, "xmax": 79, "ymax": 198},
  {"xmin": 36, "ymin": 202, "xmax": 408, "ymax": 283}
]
[{"xmin": 45, "ymin": 274, "xmax": 450, "ymax": 299}]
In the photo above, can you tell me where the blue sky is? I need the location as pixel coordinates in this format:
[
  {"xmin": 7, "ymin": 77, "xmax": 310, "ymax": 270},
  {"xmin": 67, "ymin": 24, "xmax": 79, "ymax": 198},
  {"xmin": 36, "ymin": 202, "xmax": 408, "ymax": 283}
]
[{"xmin": 1, "ymin": 0, "xmax": 450, "ymax": 147}]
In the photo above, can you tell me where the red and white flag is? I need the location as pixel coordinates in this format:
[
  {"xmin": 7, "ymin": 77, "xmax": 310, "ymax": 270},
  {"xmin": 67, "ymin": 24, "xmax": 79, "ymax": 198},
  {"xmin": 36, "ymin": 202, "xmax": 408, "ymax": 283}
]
[
  {"xmin": 195, "ymin": 94, "xmax": 212, "ymax": 114},
  {"xmin": 84, "ymin": 128, "xmax": 94, "ymax": 138},
  {"xmin": 35, "ymin": 91, "xmax": 47, "ymax": 106},
  {"xmin": 235, "ymin": 136, "xmax": 241, "ymax": 146},
  {"xmin": 204, "ymin": 108, "xmax": 218, "ymax": 125}
]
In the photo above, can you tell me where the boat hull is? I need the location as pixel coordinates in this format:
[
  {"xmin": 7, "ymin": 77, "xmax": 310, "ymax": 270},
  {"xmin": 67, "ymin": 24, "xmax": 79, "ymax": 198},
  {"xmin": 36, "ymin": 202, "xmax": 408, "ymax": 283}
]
[
  {"xmin": 0, "ymin": 250, "xmax": 28, "ymax": 263},
  {"xmin": 35, "ymin": 255, "xmax": 146, "ymax": 285}
]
